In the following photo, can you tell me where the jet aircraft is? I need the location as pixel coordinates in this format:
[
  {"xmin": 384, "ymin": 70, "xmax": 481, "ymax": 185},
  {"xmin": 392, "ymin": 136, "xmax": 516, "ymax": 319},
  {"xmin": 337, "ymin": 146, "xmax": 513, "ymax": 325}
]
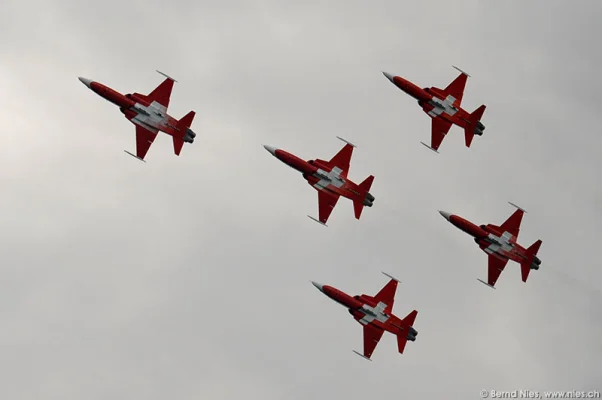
[
  {"xmin": 382, "ymin": 66, "xmax": 486, "ymax": 153},
  {"xmin": 78, "ymin": 71, "xmax": 197, "ymax": 162},
  {"xmin": 263, "ymin": 137, "xmax": 374, "ymax": 226},
  {"xmin": 439, "ymin": 202, "xmax": 543, "ymax": 288},
  {"xmin": 311, "ymin": 272, "xmax": 418, "ymax": 361}
]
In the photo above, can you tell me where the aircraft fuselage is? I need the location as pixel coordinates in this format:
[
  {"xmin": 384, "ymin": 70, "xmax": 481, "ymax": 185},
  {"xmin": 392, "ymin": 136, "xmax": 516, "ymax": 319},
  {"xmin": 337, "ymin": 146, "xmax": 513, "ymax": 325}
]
[
  {"xmin": 388, "ymin": 75, "xmax": 472, "ymax": 128},
  {"xmin": 264, "ymin": 147, "xmax": 370, "ymax": 203},
  {"xmin": 312, "ymin": 282, "xmax": 409, "ymax": 337},
  {"xmin": 79, "ymin": 78, "xmax": 180, "ymax": 137},
  {"xmin": 442, "ymin": 212, "xmax": 535, "ymax": 265}
]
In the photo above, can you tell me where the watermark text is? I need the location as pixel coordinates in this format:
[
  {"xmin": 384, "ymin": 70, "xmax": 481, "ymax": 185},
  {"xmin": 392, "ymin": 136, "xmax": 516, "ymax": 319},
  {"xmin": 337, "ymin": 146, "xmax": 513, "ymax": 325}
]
[{"xmin": 480, "ymin": 390, "xmax": 600, "ymax": 399}]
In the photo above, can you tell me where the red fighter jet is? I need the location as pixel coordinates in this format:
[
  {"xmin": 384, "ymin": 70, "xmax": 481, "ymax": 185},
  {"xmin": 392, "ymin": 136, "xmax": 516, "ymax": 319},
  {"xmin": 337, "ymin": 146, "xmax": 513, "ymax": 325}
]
[
  {"xmin": 439, "ymin": 202, "xmax": 543, "ymax": 289},
  {"xmin": 311, "ymin": 272, "xmax": 418, "ymax": 361},
  {"xmin": 382, "ymin": 66, "xmax": 486, "ymax": 153},
  {"xmin": 263, "ymin": 137, "xmax": 375, "ymax": 226},
  {"xmin": 78, "ymin": 71, "xmax": 197, "ymax": 162}
]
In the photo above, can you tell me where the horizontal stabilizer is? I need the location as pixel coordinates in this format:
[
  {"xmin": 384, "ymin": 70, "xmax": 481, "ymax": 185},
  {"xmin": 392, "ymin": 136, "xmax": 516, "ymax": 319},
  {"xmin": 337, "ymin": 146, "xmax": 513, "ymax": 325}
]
[
  {"xmin": 420, "ymin": 142, "xmax": 440, "ymax": 154},
  {"xmin": 177, "ymin": 111, "xmax": 196, "ymax": 133},
  {"xmin": 382, "ymin": 272, "xmax": 401, "ymax": 283},
  {"xmin": 173, "ymin": 111, "xmax": 196, "ymax": 156},
  {"xmin": 508, "ymin": 201, "xmax": 527, "ymax": 213},
  {"xmin": 173, "ymin": 137, "xmax": 185, "ymax": 156},
  {"xmin": 477, "ymin": 278, "xmax": 496, "ymax": 289},
  {"xmin": 156, "ymin": 70, "xmax": 177, "ymax": 82},
  {"xmin": 353, "ymin": 175, "xmax": 375, "ymax": 220},
  {"xmin": 352, "ymin": 350, "xmax": 372, "ymax": 361},
  {"xmin": 463, "ymin": 104, "xmax": 486, "ymax": 148},
  {"xmin": 402, "ymin": 309, "xmax": 418, "ymax": 327},
  {"xmin": 520, "ymin": 264, "xmax": 531, "ymax": 283},
  {"xmin": 521, "ymin": 239, "xmax": 542, "ymax": 283},
  {"xmin": 307, "ymin": 215, "xmax": 328, "ymax": 227},
  {"xmin": 358, "ymin": 175, "xmax": 374, "ymax": 194},
  {"xmin": 464, "ymin": 130, "xmax": 475, "ymax": 148},
  {"xmin": 336, "ymin": 136, "xmax": 357, "ymax": 147},
  {"xmin": 470, "ymin": 105, "xmax": 486, "ymax": 122},
  {"xmin": 527, "ymin": 239, "xmax": 542, "ymax": 256},
  {"xmin": 396, "ymin": 310, "xmax": 418, "ymax": 355},
  {"xmin": 124, "ymin": 150, "xmax": 146, "ymax": 163}
]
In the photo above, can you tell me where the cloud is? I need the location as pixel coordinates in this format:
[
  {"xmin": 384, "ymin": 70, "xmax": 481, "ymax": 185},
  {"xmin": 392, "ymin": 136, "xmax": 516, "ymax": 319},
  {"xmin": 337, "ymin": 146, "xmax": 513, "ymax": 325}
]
[{"xmin": 0, "ymin": 0, "xmax": 600, "ymax": 398}]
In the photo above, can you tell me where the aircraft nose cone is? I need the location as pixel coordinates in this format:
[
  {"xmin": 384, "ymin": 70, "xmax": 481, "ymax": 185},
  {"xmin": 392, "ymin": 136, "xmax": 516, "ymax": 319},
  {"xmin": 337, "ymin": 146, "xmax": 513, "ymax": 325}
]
[
  {"xmin": 382, "ymin": 71, "xmax": 395, "ymax": 83},
  {"xmin": 438, "ymin": 211, "xmax": 451, "ymax": 221},
  {"xmin": 78, "ymin": 77, "xmax": 92, "ymax": 88},
  {"xmin": 311, "ymin": 281, "xmax": 324, "ymax": 292},
  {"xmin": 263, "ymin": 145, "xmax": 277, "ymax": 156}
]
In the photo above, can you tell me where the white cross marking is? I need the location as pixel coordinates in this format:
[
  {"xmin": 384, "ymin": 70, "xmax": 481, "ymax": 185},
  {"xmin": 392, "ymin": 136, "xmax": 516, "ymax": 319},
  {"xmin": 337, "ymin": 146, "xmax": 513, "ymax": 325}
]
[
  {"xmin": 150, "ymin": 101, "xmax": 167, "ymax": 114},
  {"xmin": 428, "ymin": 95, "xmax": 459, "ymax": 117},
  {"xmin": 130, "ymin": 102, "xmax": 170, "ymax": 132},
  {"xmin": 484, "ymin": 231, "xmax": 515, "ymax": 255},
  {"xmin": 313, "ymin": 167, "xmax": 345, "ymax": 190},
  {"xmin": 359, "ymin": 302, "xmax": 390, "ymax": 325}
]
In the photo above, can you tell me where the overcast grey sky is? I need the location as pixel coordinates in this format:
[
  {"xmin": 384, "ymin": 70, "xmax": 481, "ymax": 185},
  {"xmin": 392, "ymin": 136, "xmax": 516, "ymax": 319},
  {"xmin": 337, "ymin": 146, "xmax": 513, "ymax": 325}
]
[{"xmin": 1, "ymin": 0, "xmax": 601, "ymax": 399}]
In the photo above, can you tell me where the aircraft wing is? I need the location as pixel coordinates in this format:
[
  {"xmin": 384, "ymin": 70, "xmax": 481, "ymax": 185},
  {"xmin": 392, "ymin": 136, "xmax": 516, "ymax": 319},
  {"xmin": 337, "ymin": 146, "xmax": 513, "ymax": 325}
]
[
  {"xmin": 430, "ymin": 118, "xmax": 453, "ymax": 151},
  {"xmin": 317, "ymin": 190, "xmax": 340, "ymax": 224},
  {"xmin": 131, "ymin": 74, "xmax": 176, "ymax": 113},
  {"xmin": 499, "ymin": 208, "xmax": 524, "ymax": 239},
  {"xmin": 146, "ymin": 77, "xmax": 174, "ymax": 111},
  {"xmin": 135, "ymin": 125, "xmax": 159, "ymax": 160},
  {"xmin": 328, "ymin": 143, "xmax": 354, "ymax": 177},
  {"xmin": 126, "ymin": 78, "xmax": 174, "ymax": 112},
  {"xmin": 443, "ymin": 72, "xmax": 468, "ymax": 106},
  {"xmin": 487, "ymin": 255, "xmax": 509, "ymax": 287},
  {"xmin": 362, "ymin": 324, "xmax": 385, "ymax": 360},
  {"xmin": 373, "ymin": 278, "xmax": 398, "ymax": 314},
  {"xmin": 397, "ymin": 310, "xmax": 418, "ymax": 354}
]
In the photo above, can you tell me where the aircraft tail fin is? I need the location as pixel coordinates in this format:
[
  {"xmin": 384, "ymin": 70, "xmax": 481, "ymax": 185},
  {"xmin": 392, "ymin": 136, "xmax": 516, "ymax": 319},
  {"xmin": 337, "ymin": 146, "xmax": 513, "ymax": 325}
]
[
  {"xmin": 464, "ymin": 104, "xmax": 486, "ymax": 148},
  {"xmin": 173, "ymin": 111, "xmax": 196, "ymax": 156},
  {"xmin": 520, "ymin": 239, "xmax": 542, "ymax": 283},
  {"xmin": 353, "ymin": 175, "xmax": 375, "ymax": 220},
  {"xmin": 396, "ymin": 310, "xmax": 418, "ymax": 354}
]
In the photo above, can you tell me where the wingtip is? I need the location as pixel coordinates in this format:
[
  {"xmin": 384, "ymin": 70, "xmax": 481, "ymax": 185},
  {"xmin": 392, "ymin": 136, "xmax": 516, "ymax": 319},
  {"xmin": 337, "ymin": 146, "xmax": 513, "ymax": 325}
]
[
  {"xmin": 336, "ymin": 136, "xmax": 357, "ymax": 147},
  {"xmin": 352, "ymin": 350, "xmax": 372, "ymax": 361},
  {"xmin": 123, "ymin": 150, "xmax": 146, "ymax": 163},
  {"xmin": 452, "ymin": 65, "xmax": 471, "ymax": 77},
  {"xmin": 307, "ymin": 215, "xmax": 328, "ymax": 227},
  {"xmin": 420, "ymin": 142, "xmax": 439, "ymax": 154},
  {"xmin": 382, "ymin": 271, "xmax": 401, "ymax": 283},
  {"xmin": 156, "ymin": 70, "xmax": 177, "ymax": 82},
  {"xmin": 477, "ymin": 278, "xmax": 496, "ymax": 289},
  {"xmin": 508, "ymin": 201, "xmax": 527, "ymax": 213}
]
